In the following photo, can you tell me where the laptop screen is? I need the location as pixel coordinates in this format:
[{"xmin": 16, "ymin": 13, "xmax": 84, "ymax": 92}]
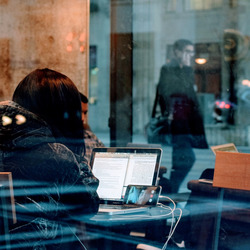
[{"xmin": 90, "ymin": 147, "xmax": 162, "ymax": 202}]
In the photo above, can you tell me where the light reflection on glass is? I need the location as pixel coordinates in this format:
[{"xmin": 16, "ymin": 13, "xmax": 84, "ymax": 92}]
[
  {"xmin": 195, "ymin": 58, "xmax": 207, "ymax": 64},
  {"xmin": 15, "ymin": 114, "xmax": 26, "ymax": 125},
  {"xmin": 2, "ymin": 115, "xmax": 12, "ymax": 126},
  {"xmin": 242, "ymin": 79, "xmax": 250, "ymax": 87}
]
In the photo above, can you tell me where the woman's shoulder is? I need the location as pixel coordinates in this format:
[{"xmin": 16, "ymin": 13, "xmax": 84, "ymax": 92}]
[
  {"xmin": 35, "ymin": 142, "xmax": 81, "ymax": 182},
  {"xmin": 48, "ymin": 142, "xmax": 75, "ymax": 157},
  {"xmin": 47, "ymin": 142, "xmax": 81, "ymax": 169}
]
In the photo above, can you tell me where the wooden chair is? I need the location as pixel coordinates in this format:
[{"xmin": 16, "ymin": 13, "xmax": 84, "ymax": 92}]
[
  {"xmin": 0, "ymin": 172, "xmax": 16, "ymax": 249},
  {"xmin": 137, "ymin": 244, "xmax": 161, "ymax": 250}
]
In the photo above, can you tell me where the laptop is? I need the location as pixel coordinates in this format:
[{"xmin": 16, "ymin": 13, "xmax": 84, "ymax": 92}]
[
  {"xmin": 90, "ymin": 147, "xmax": 162, "ymax": 205},
  {"xmin": 98, "ymin": 185, "xmax": 162, "ymax": 215}
]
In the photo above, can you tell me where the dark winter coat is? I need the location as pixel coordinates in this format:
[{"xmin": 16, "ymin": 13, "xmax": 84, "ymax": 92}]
[
  {"xmin": 0, "ymin": 101, "xmax": 100, "ymax": 249},
  {"xmin": 157, "ymin": 59, "xmax": 208, "ymax": 148}
]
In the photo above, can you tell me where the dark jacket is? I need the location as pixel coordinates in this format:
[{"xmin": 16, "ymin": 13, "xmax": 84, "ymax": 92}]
[
  {"xmin": 0, "ymin": 101, "xmax": 100, "ymax": 249},
  {"xmin": 157, "ymin": 60, "xmax": 208, "ymax": 148}
]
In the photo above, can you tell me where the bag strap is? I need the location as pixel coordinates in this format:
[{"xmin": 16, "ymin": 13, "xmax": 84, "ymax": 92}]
[{"xmin": 151, "ymin": 86, "xmax": 159, "ymax": 118}]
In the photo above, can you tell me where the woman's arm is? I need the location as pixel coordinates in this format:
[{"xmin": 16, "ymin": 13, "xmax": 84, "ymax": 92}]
[{"xmin": 49, "ymin": 143, "xmax": 100, "ymax": 219}]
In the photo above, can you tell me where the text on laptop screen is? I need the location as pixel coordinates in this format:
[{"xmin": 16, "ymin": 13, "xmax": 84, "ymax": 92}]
[{"xmin": 91, "ymin": 148, "xmax": 161, "ymax": 201}]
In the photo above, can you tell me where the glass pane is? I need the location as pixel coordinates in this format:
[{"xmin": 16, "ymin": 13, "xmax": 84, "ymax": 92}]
[
  {"xmin": 89, "ymin": 0, "xmax": 110, "ymax": 146},
  {"xmin": 90, "ymin": 0, "xmax": 250, "ymax": 195},
  {"xmin": 89, "ymin": 1, "xmax": 250, "ymax": 247}
]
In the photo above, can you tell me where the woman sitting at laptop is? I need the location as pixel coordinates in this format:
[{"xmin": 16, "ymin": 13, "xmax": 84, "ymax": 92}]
[{"xmin": 0, "ymin": 68, "xmax": 99, "ymax": 249}]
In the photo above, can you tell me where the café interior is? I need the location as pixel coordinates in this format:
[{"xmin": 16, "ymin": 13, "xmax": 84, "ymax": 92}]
[{"xmin": 0, "ymin": 0, "xmax": 250, "ymax": 249}]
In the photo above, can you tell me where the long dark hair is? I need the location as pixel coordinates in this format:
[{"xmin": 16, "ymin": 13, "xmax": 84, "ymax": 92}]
[{"xmin": 13, "ymin": 68, "xmax": 84, "ymax": 155}]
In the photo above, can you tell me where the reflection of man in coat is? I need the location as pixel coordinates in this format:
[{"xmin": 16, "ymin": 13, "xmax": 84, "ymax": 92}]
[{"xmin": 157, "ymin": 39, "xmax": 208, "ymax": 193}]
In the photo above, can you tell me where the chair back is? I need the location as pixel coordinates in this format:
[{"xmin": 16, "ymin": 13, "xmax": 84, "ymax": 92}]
[
  {"xmin": 0, "ymin": 172, "xmax": 16, "ymax": 249},
  {"xmin": 0, "ymin": 172, "xmax": 16, "ymax": 225}
]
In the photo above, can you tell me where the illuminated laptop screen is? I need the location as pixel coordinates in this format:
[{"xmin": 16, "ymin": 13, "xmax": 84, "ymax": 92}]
[{"xmin": 90, "ymin": 147, "xmax": 162, "ymax": 201}]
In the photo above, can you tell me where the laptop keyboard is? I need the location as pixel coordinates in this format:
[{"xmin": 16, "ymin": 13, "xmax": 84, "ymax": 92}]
[{"xmin": 100, "ymin": 204, "xmax": 141, "ymax": 210}]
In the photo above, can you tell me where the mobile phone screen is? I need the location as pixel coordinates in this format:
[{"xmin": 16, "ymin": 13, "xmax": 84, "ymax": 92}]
[{"xmin": 124, "ymin": 185, "xmax": 161, "ymax": 205}]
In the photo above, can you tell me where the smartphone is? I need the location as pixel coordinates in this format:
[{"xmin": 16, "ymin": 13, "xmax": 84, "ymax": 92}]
[{"xmin": 124, "ymin": 185, "xmax": 162, "ymax": 206}]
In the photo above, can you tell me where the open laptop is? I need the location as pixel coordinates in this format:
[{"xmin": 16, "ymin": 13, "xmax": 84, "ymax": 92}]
[{"xmin": 90, "ymin": 147, "xmax": 162, "ymax": 213}]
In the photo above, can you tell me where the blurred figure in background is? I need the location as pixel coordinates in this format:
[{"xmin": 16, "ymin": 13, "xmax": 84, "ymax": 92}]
[
  {"xmin": 80, "ymin": 92, "xmax": 105, "ymax": 164},
  {"xmin": 157, "ymin": 39, "xmax": 208, "ymax": 193}
]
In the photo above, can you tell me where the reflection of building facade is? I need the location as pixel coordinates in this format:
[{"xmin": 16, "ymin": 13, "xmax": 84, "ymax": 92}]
[{"xmin": 89, "ymin": 0, "xmax": 250, "ymax": 146}]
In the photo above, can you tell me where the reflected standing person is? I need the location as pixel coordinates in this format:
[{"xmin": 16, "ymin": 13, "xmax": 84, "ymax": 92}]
[{"xmin": 157, "ymin": 39, "xmax": 208, "ymax": 193}]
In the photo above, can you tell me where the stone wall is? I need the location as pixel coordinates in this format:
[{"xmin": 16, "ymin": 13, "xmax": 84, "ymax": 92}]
[{"xmin": 0, "ymin": 0, "xmax": 89, "ymax": 101}]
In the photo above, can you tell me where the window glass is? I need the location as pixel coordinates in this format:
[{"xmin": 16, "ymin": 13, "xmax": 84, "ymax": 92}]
[
  {"xmin": 90, "ymin": 2, "xmax": 250, "ymax": 246},
  {"xmin": 89, "ymin": 0, "xmax": 250, "ymax": 192},
  {"xmin": 89, "ymin": 0, "xmax": 110, "ymax": 146},
  {"xmin": 0, "ymin": 0, "xmax": 249, "ymax": 248}
]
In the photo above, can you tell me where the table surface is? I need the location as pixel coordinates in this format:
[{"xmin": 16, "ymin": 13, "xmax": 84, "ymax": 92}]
[
  {"xmin": 82, "ymin": 205, "xmax": 183, "ymax": 249},
  {"xmin": 86, "ymin": 205, "xmax": 181, "ymax": 226}
]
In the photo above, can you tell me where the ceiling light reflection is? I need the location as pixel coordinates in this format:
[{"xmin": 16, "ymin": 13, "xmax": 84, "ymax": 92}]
[
  {"xmin": 242, "ymin": 79, "xmax": 250, "ymax": 87},
  {"xmin": 2, "ymin": 116, "xmax": 12, "ymax": 126},
  {"xmin": 16, "ymin": 114, "xmax": 26, "ymax": 125},
  {"xmin": 195, "ymin": 58, "xmax": 207, "ymax": 64}
]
